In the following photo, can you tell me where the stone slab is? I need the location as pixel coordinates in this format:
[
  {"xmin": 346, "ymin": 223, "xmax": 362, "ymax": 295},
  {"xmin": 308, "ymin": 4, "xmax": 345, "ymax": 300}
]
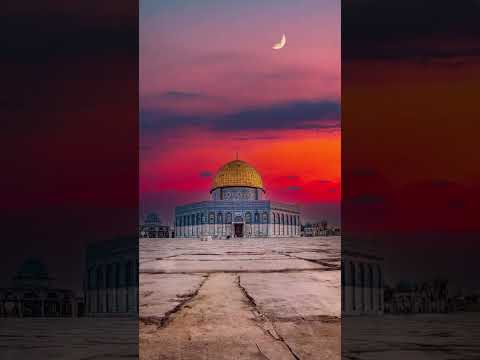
[
  {"xmin": 140, "ymin": 273, "xmax": 207, "ymax": 320},
  {"xmin": 240, "ymin": 271, "xmax": 341, "ymax": 319}
]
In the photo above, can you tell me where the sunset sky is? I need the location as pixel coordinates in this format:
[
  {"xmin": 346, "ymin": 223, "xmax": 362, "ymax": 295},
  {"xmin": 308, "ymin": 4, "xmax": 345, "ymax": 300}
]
[
  {"xmin": 342, "ymin": 0, "xmax": 480, "ymax": 287},
  {"xmin": 140, "ymin": 0, "xmax": 340, "ymax": 225}
]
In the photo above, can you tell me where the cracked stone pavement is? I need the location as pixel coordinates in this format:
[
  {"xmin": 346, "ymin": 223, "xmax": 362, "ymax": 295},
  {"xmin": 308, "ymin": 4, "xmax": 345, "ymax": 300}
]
[{"xmin": 139, "ymin": 237, "xmax": 341, "ymax": 360}]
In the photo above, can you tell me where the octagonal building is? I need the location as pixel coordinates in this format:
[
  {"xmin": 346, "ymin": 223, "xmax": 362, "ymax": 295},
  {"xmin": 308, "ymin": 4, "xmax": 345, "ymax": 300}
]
[{"xmin": 174, "ymin": 159, "xmax": 301, "ymax": 238}]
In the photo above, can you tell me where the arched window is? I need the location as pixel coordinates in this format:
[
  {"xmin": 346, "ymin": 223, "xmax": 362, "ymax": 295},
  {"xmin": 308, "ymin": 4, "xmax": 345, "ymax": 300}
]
[
  {"xmin": 281, "ymin": 214, "xmax": 285, "ymax": 225},
  {"xmin": 226, "ymin": 212, "xmax": 232, "ymax": 224},
  {"xmin": 191, "ymin": 214, "xmax": 195, "ymax": 226},
  {"xmin": 255, "ymin": 212, "xmax": 260, "ymax": 224},
  {"xmin": 217, "ymin": 212, "xmax": 223, "ymax": 224},
  {"xmin": 209, "ymin": 212, "xmax": 215, "ymax": 224},
  {"xmin": 262, "ymin": 212, "xmax": 268, "ymax": 224},
  {"xmin": 245, "ymin": 212, "xmax": 252, "ymax": 224},
  {"xmin": 197, "ymin": 213, "xmax": 201, "ymax": 226}
]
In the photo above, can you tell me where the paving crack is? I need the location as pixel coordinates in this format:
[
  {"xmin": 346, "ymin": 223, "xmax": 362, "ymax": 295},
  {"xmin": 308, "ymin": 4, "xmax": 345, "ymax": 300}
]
[
  {"xmin": 256, "ymin": 343, "xmax": 272, "ymax": 359},
  {"xmin": 236, "ymin": 275, "xmax": 302, "ymax": 360},
  {"xmin": 281, "ymin": 252, "xmax": 340, "ymax": 271},
  {"xmin": 141, "ymin": 268, "xmax": 323, "ymax": 275},
  {"xmin": 140, "ymin": 274, "xmax": 209, "ymax": 328}
]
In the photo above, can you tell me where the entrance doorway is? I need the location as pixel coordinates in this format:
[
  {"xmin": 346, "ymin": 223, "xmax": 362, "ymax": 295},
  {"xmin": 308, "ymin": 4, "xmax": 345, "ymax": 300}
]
[{"xmin": 234, "ymin": 223, "xmax": 244, "ymax": 237}]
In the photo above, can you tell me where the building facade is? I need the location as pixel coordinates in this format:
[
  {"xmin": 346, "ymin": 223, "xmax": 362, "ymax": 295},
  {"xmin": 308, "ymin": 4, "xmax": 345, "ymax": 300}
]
[
  {"xmin": 342, "ymin": 239, "xmax": 384, "ymax": 315},
  {"xmin": 85, "ymin": 237, "xmax": 138, "ymax": 317},
  {"xmin": 0, "ymin": 259, "xmax": 84, "ymax": 317},
  {"xmin": 139, "ymin": 212, "xmax": 170, "ymax": 238},
  {"xmin": 175, "ymin": 159, "xmax": 301, "ymax": 238}
]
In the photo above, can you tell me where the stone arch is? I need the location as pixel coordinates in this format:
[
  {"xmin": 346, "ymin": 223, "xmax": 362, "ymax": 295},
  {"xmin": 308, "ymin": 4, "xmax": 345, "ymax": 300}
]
[
  {"xmin": 262, "ymin": 211, "xmax": 268, "ymax": 223},
  {"xmin": 377, "ymin": 264, "xmax": 382, "ymax": 310},
  {"xmin": 87, "ymin": 267, "xmax": 94, "ymax": 290},
  {"xmin": 105, "ymin": 264, "xmax": 112, "ymax": 312},
  {"xmin": 350, "ymin": 261, "xmax": 356, "ymax": 311},
  {"xmin": 196, "ymin": 213, "xmax": 201, "ymax": 236},
  {"xmin": 125, "ymin": 261, "xmax": 132, "ymax": 312},
  {"xmin": 115, "ymin": 263, "xmax": 120, "ymax": 312},
  {"xmin": 286, "ymin": 215, "xmax": 289, "ymax": 235},
  {"xmin": 96, "ymin": 265, "xmax": 103, "ymax": 313},
  {"xmin": 359, "ymin": 263, "xmax": 365, "ymax": 311},
  {"xmin": 341, "ymin": 261, "xmax": 345, "ymax": 312},
  {"xmin": 271, "ymin": 212, "xmax": 275, "ymax": 235},
  {"xmin": 278, "ymin": 213, "xmax": 281, "ymax": 235}
]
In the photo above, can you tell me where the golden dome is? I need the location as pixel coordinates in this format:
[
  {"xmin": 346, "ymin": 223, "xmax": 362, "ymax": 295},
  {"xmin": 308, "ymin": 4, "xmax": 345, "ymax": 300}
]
[{"xmin": 212, "ymin": 160, "xmax": 264, "ymax": 191}]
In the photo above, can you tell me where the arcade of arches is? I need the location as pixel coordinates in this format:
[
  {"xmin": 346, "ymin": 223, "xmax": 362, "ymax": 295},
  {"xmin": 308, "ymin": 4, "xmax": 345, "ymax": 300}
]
[{"xmin": 342, "ymin": 252, "xmax": 384, "ymax": 315}]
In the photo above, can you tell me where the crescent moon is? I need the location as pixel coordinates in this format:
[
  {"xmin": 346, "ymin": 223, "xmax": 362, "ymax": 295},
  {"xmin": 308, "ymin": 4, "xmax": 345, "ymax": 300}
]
[{"xmin": 272, "ymin": 34, "xmax": 286, "ymax": 50}]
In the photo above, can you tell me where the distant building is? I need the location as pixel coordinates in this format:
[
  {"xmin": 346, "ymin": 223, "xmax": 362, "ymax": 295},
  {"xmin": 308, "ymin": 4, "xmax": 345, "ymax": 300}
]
[
  {"xmin": 85, "ymin": 237, "xmax": 138, "ymax": 317},
  {"xmin": 175, "ymin": 159, "xmax": 301, "ymax": 239},
  {"xmin": 0, "ymin": 259, "xmax": 84, "ymax": 317},
  {"xmin": 302, "ymin": 222, "xmax": 340, "ymax": 237},
  {"xmin": 384, "ymin": 280, "xmax": 449, "ymax": 314},
  {"xmin": 342, "ymin": 239, "xmax": 384, "ymax": 315},
  {"xmin": 139, "ymin": 212, "xmax": 170, "ymax": 238}
]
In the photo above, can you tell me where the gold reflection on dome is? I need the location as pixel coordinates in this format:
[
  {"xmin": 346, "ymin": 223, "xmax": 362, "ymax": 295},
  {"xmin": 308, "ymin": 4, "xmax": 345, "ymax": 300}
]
[{"xmin": 212, "ymin": 160, "xmax": 264, "ymax": 190}]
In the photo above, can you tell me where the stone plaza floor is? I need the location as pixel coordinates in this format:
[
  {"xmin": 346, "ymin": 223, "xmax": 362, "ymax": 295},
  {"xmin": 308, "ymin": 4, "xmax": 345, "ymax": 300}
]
[
  {"xmin": 0, "ymin": 318, "xmax": 138, "ymax": 359},
  {"xmin": 342, "ymin": 313, "xmax": 480, "ymax": 360},
  {"xmin": 139, "ymin": 236, "xmax": 341, "ymax": 360}
]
